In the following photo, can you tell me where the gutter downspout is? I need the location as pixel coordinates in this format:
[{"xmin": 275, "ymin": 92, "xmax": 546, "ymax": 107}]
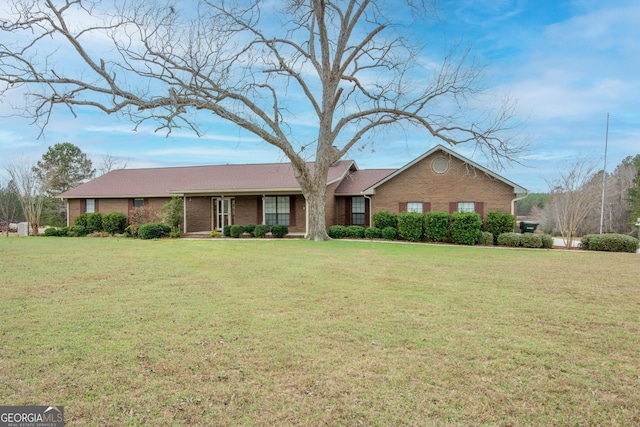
[
  {"xmin": 364, "ymin": 194, "xmax": 373, "ymax": 227},
  {"xmin": 511, "ymin": 192, "xmax": 529, "ymax": 217}
]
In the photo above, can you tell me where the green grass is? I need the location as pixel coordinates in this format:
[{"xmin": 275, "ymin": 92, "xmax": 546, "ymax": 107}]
[{"xmin": 1, "ymin": 237, "xmax": 638, "ymax": 426}]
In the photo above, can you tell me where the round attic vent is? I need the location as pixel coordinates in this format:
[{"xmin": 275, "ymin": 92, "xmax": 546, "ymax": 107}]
[{"xmin": 432, "ymin": 157, "xmax": 449, "ymax": 174}]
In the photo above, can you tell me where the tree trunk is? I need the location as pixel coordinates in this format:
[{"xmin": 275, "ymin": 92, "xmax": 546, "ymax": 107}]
[{"xmin": 305, "ymin": 184, "xmax": 330, "ymax": 241}]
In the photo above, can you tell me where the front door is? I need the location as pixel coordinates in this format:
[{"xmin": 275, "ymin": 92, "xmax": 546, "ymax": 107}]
[{"xmin": 214, "ymin": 198, "xmax": 234, "ymax": 231}]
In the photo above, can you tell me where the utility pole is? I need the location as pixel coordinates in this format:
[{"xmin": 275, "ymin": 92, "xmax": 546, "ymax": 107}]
[{"xmin": 599, "ymin": 113, "xmax": 609, "ymax": 234}]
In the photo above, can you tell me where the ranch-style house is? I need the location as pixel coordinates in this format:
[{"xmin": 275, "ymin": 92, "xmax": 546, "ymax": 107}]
[{"xmin": 59, "ymin": 144, "xmax": 528, "ymax": 236}]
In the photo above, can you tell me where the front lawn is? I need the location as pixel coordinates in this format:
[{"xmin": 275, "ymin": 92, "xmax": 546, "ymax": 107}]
[{"xmin": 1, "ymin": 238, "xmax": 638, "ymax": 425}]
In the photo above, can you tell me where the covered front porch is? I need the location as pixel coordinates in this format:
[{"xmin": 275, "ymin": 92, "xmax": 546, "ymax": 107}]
[{"xmin": 180, "ymin": 194, "xmax": 308, "ymax": 235}]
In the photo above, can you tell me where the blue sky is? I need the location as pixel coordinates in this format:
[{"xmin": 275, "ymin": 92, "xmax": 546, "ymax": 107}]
[{"xmin": 1, "ymin": 0, "xmax": 638, "ymax": 192}]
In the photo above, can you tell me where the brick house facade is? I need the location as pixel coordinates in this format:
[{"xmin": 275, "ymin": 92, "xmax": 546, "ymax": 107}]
[{"xmin": 59, "ymin": 145, "xmax": 527, "ymax": 235}]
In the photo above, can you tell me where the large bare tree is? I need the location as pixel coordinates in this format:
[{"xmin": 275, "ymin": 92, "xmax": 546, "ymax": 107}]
[
  {"xmin": 0, "ymin": 0, "xmax": 524, "ymax": 240},
  {"xmin": 5, "ymin": 160, "xmax": 50, "ymax": 236},
  {"xmin": 546, "ymin": 159, "xmax": 601, "ymax": 249}
]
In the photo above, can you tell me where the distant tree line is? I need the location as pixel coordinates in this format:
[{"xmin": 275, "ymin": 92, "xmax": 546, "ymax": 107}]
[
  {"xmin": 528, "ymin": 154, "xmax": 640, "ymax": 238},
  {"xmin": 1, "ymin": 143, "xmax": 128, "ymax": 235}
]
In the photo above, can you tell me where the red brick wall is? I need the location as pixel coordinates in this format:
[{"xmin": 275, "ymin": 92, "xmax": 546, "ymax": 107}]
[
  {"xmin": 185, "ymin": 196, "xmax": 211, "ymax": 232},
  {"xmin": 371, "ymin": 151, "xmax": 515, "ymax": 218}
]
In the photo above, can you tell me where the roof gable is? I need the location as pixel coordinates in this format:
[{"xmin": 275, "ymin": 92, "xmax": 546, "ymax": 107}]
[{"xmin": 363, "ymin": 144, "xmax": 527, "ymax": 194}]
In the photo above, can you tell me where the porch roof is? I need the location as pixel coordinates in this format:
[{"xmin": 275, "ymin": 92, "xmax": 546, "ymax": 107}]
[
  {"xmin": 59, "ymin": 160, "xmax": 355, "ymax": 198},
  {"xmin": 334, "ymin": 169, "xmax": 396, "ymax": 195}
]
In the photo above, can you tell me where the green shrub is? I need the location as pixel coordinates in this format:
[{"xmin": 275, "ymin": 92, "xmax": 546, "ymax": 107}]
[
  {"xmin": 75, "ymin": 213, "xmax": 88, "ymax": 228},
  {"xmin": 138, "ymin": 222, "xmax": 171, "ymax": 239},
  {"xmin": 520, "ymin": 233, "xmax": 543, "ymax": 248},
  {"xmin": 373, "ymin": 211, "xmax": 397, "ymax": 229},
  {"xmin": 346, "ymin": 225, "xmax": 365, "ymax": 239},
  {"xmin": 102, "ymin": 212, "xmax": 128, "ymax": 235},
  {"xmin": 169, "ymin": 228, "xmax": 181, "ymax": 238},
  {"xmin": 254, "ymin": 225, "xmax": 270, "ymax": 238},
  {"xmin": 478, "ymin": 231, "xmax": 493, "ymax": 246},
  {"xmin": 364, "ymin": 226, "xmax": 382, "ymax": 239},
  {"xmin": 271, "ymin": 224, "xmax": 288, "ymax": 238},
  {"xmin": 485, "ymin": 212, "xmax": 516, "ymax": 244},
  {"xmin": 59, "ymin": 226, "xmax": 72, "ymax": 237},
  {"xmin": 580, "ymin": 234, "xmax": 640, "ymax": 253},
  {"xmin": 450, "ymin": 212, "xmax": 482, "ymax": 245},
  {"xmin": 124, "ymin": 224, "xmax": 139, "ymax": 238},
  {"xmin": 381, "ymin": 226, "xmax": 397, "ymax": 240},
  {"xmin": 223, "ymin": 225, "xmax": 232, "ymax": 237},
  {"xmin": 86, "ymin": 212, "xmax": 103, "ymax": 233},
  {"xmin": 397, "ymin": 212, "xmax": 425, "ymax": 242},
  {"xmin": 541, "ymin": 235, "xmax": 554, "ymax": 249},
  {"xmin": 425, "ymin": 211, "xmax": 450, "ymax": 242},
  {"xmin": 161, "ymin": 196, "xmax": 183, "ymax": 231},
  {"xmin": 210, "ymin": 230, "xmax": 220, "ymax": 238},
  {"xmin": 44, "ymin": 227, "xmax": 61, "ymax": 237},
  {"xmin": 230, "ymin": 224, "xmax": 245, "ymax": 238},
  {"xmin": 72, "ymin": 225, "xmax": 87, "ymax": 237},
  {"xmin": 497, "ymin": 232, "xmax": 521, "ymax": 247},
  {"xmin": 328, "ymin": 225, "xmax": 347, "ymax": 239},
  {"xmin": 244, "ymin": 224, "xmax": 257, "ymax": 236}
]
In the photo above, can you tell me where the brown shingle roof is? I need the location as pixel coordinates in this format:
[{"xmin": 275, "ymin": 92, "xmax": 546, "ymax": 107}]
[
  {"xmin": 60, "ymin": 160, "xmax": 354, "ymax": 198},
  {"xmin": 334, "ymin": 169, "xmax": 396, "ymax": 195}
]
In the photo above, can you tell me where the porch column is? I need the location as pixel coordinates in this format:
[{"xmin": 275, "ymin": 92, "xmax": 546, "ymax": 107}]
[
  {"xmin": 305, "ymin": 197, "xmax": 309, "ymax": 238},
  {"xmin": 183, "ymin": 196, "xmax": 187, "ymax": 234}
]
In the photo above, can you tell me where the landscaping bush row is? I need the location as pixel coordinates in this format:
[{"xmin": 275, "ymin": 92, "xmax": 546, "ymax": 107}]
[
  {"xmin": 222, "ymin": 224, "xmax": 289, "ymax": 238},
  {"xmin": 329, "ymin": 210, "xmax": 554, "ymax": 249},
  {"xmin": 580, "ymin": 234, "xmax": 639, "ymax": 253},
  {"xmin": 44, "ymin": 212, "xmax": 129, "ymax": 237},
  {"xmin": 496, "ymin": 232, "xmax": 553, "ymax": 249}
]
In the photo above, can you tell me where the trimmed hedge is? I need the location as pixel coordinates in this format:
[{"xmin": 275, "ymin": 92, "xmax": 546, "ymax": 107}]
[
  {"xmin": 364, "ymin": 226, "xmax": 382, "ymax": 239},
  {"xmin": 254, "ymin": 225, "xmax": 270, "ymax": 238},
  {"xmin": 223, "ymin": 225, "xmax": 232, "ymax": 237},
  {"xmin": 478, "ymin": 231, "xmax": 493, "ymax": 246},
  {"xmin": 450, "ymin": 212, "xmax": 482, "ymax": 245},
  {"xmin": 580, "ymin": 234, "xmax": 640, "ymax": 253},
  {"xmin": 230, "ymin": 224, "xmax": 245, "ymax": 238},
  {"xmin": 520, "ymin": 233, "xmax": 543, "ymax": 248},
  {"xmin": 397, "ymin": 212, "xmax": 425, "ymax": 242},
  {"xmin": 75, "ymin": 213, "xmax": 88, "ymax": 228},
  {"xmin": 485, "ymin": 212, "xmax": 516, "ymax": 245},
  {"xmin": 102, "ymin": 212, "xmax": 128, "ymax": 235},
  {"xmin": 497, "ymin": 232, "xmax": 521, "ymax": 247},
  {"xmin": 271, "ymin": 224, "xmax": 288, "ymax": 238},
  {"xmin": 138, "ymin": 222, "xmax": 171, "ymax": 239},
  {"xmin": 44, "ymin": 227, "xmax": 63, "ymax": 237},
  {"xmin": 86, "ymin": 212, "xmax": 103, "ymax": 234},
  {"xmin": 372, "ymin": 211, "xmax": 397, "ymax": 229},
  {"xmin": 72, "ymin": 225, "xmax": 87, "ymax": 237},
  {"xmin": 425, "ymin": 211, "xmax": 450, "ymax": 242},
  {"xmin": 243, "ymin": 224, "xmax": 257, "ymax": 236},
  {"xmin": 541, "ymin": 235, "xmax": 554, "ymax": 249},
  {"xmin": 328, "ymin": 225, "xmax": 347, "ymax": 239},
  {"xmin": 346, "ymin": 225, "xmax": 365, "ymax": 239},
  {"xmin": 381, "ymin": 226, "xmax": 397, "ymax": 240}
]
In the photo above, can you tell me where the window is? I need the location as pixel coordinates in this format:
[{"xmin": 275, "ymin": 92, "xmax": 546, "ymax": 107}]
[
  {"xmin": 86, "ymin": 199, "xmax": 95, "ymax": 213},
  {"xmin": 134, "ymin": 198, "xmax": 145, "ymax": 208},
  {"xmin": 457, "ymin": 202, "xmax": 475, "ymax": 213},
  {"xmin": 407, "ymin": 202, "xmax": 423, "ymax": 213},
  {"xmin": 432, "ymin": 157, "xmax": 450, "ymax": 174},
  {"xmin": 351, "ymin": 197, "xmax": 366, "ymax": 225},
  {"xmin": 265, "ymin": 196, "xmax": 290, "ymax": 226}
]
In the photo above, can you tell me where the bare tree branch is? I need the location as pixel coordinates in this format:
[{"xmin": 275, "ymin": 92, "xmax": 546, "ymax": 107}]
[{"xmin": 0, "ymin": 0, "xmax": 527, "ymax": 240}]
